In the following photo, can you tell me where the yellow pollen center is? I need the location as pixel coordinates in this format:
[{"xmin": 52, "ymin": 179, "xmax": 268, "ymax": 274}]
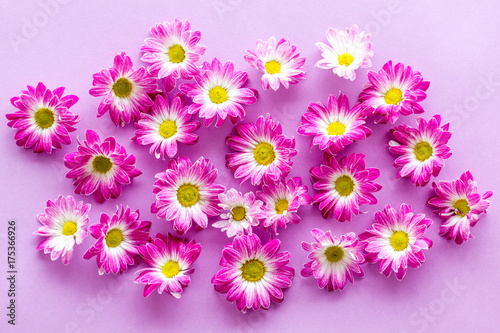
[
  {"xmin": 327, "ymin": 122, "xmax": 346, "ymax": 136},
  {"xmin": 112, "ymin": 77, "xmax": 133, "ymax": 98},
  {"xmin": 61, "ymin": 221, "xmax": 77, "ymax": 236},
  {"xmin": 241, "ymin": 259, "xmax": 265, "ymax": 282},
  {"xmin": 34, "ymin": 108, "xmax": 55, "ymax": 129},
  {"xmin": 168, "ymin": 44, "xmax": 186, "ymax": 64},
  {"xmin": 92, "ymin": 155, "xmax": 113, "ymax": 174},
  {"xmin": 335, "ymin": 175, "xmax": 355, "ymax": 196},
  {"xmin": 275, "ymin": 199, "xmax": 289, "ymax": 215},
  {"xmin": 253, "ymin": 142, "xmax": 275, "ymax": 165},
  {"xmin": 231, "ymin": 206, "xmax": 246, "ymax": 221},
  {"xmin": 105, "ymin": 228, "xmax": 123, "ymax": 248},
  {"xmin": 159, "ymin": 120, "xmax": 177, "ymax": 139},
  {"xmin": 390, "ymin": 231, "xmax": 409, "ymax": 251},
  {"xmin": 454, "ymin": 199, "xmax": 471, "ymax": 217},
  {"xmin": 162, "ymin": 260, "xmax": 181, "ymax": 278},
  {"xmin": 337, "ymin": 53, "xmax": 354, "ymax": 66},
  {"xmin": 384, "ymin": 88, "xmax": 403, "ymax": 105},
  {"xmin": 208, "ymin": 86, "xmax": 228, "ymax": 104},
  {"xmin": 414, "ymin": 141, "xmax": 433, "ymax": 161},
  {"xmin": 265, "ymin": 60, "xmax": 281, "ymax": 74},
  {"xmin": 177, "ymin": 184, "xmax": 200, "ymax": 207},
  {"xmin": 324, "ymin": 246, "xmax": 345, "ymax": 263}
]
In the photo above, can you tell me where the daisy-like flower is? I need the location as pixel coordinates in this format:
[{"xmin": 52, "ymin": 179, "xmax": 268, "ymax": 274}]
[
  {"xmin": 89, "ymin": 52, "xmax": 157, "ymax": 127},
  {"xmin": 64, "ymin": 129, "xmax": 142, "ymax": 203},
  {"xmin": 211, "ymin": 234, "xmax": 294, "ymax": 313},
  {"xmin": 135, "ymin": 233, "xmax": 201, "ymax": 298},
  {"xmin": 180, "ymin": 57, "xmax": 258, "ymax": 127},
  {"xmin": 297, "ymin": 93, "xmax": 371, "ymax": 153},
  {"xmin": 301, "ymin": 229, "xmax": 365, "ymax": 291},
  {"xmin": 226, "ymin": 114, "xmax": 297, "ymax": 185},
  {"xmin": 6, "ymin": 82, "xmax": 79, "ymax": 153},
  {"xmin": 428, "ymin": 171, "xmax": 493, "ymax": 244},
  {"xmin": 141, "ymin": 19, "xmax": 206, "ymax": 92},
  {"xmin": 244, "ymin": 37, "xmax": 306, "ymax": 91},
  {"xmin": 132, "ymin": 93, "xmax": 200, "ymax": 159},
  {"xmin": 213, "ymin": 189, "xmax": 265, "ymax": 238},
  {"xmin": 388, "ymin": 114, "xmax": 452, "ymax": 187},
  {"xmin": 83, "ymin": 205, "xmax": 151, "ymax": 275},
  {"xmin": 315, "ymin": 24, "xmax": 373, "ymax": 81},
  {"xmin": 34, "ymin": 195, "xmax": 90, "ymax": 265},
  {"xmin": 311, "ymin": 153, "xmax": 381, "ymax": 221},
  {"xmin": 359, "ymin": 204, "xmax": 433, "ymax": 280},
  {"xmin": 257, "ymin": 177, "xmax": 312, "ymax": 234},
  {"xmin": 359, "ymin": 60, "xmax": 430, "ymax": 124},
  {"xmin": 151, "ymin": 156, "xmax": 225, "ymax": 235}
]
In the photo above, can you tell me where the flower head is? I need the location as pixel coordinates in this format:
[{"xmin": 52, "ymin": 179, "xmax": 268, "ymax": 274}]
[
  {"xmin": 64, "ymin": 129, "xmax": 142, "ymax": 203},
  {"xmin": 226, "ymin": 114, "xmax": 297, "ymax": 186},
  {"xmin": 151, "ymin": 156, "xmax": 225, "ymax": 235},
  {"xmin": 6, "ymin": 82, "xmax": 79, "ymax": 153},
  {"xmin": 359, "ymin": 60, "xmax": 430, "ymax": 124},
  {"xmin": 297, "ymin": 93, "xmax": 371, "ymax": 153},
  {"xmin": 359, "ymin": 204, "xmax": 433, "ymax": 280},
  {"xmin": 388, "ymin": 114, "xmax": 452, "ymax": 187},
  {"xmin": 34, "ymin": 195, "xmax": 90, "ymax": 264},
  {"xmin": 301, "ymin": 229, "xmax": 365, "ymax": 291},
  {"xmin": 311, "ymin": 153, "xmax": 381, "ymax": 221},
  {"xmin": 83, "ymin": 205, "xmax": 151, "ymax": 275},
  {"xmin": 428, "ymin": 170, "xmax": 493, "ymax": 244},
  {"xmin": 315, "ymin": 25, "xmax": 373, "ymax": 81},
  {"xmin": 244, "ymin": 37, "xmax": 306, "ymax": 91},
  {"xmin": 212, "ymin": 234, "xmax": 294, "ymax": 313}
]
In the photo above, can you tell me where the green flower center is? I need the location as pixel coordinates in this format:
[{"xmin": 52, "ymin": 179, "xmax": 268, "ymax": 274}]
[
  {"xmin": 168, "ymin": 44, "xmax": 186, "ymax": 64},
  {"xmin": 454, "ymin": 199, "xmax": 471, "ymax": 217},
  {"xmin": 92, "ymin": 155, "xmax": 113, "ymax": 174},
  {"xmin": 414, "ymin": 141, "xmax": 433, "ymax": 161},
  {"xmin": 34, "ymin": 108, "xmax": 55, "ymax": 129},
  {"xmin": 159, "ymin": 120, "xmax": 177, "ymax": 139},
  {"xmin": 275, "ymin": 199, "xmax": 289, "ymax": 215},
  {"xmin": 324, "ymin": 245, "xmax": 345, "ymax": 263},
  {"xmin": 61, "ymin": 221, "xmax": 77, "ymax": 236},
  {"xmin": 384, "ymin": 88, "xmax": 403, "ymax": 105},
  {"xmin": 390, "ymin": 231, "xmax": 409, "ymax": 251},
  {"xmin": 337, "ymin": 53, "xmax": 354, "ymax": 66},
  {"xmin": 112, "ymin": 77, "xmax": 133, "ymax": 98},
  {"xmin": 162, "ymin": 260, "xmax": 180, "ymax": 278},
  {"xmin": 327, "ymin": 122, "xmax": 346, "ymax": 136},
  {"xmin": 335, "ymin": 175, "xmax": 355, "ymax": 196},
  {"xmin": 177, "ymin": 184, "xmax": 200, "ymax": 207},
  {"xmin": 265, "ymin": 60, "xmax": 281, "ymax": 74},
  {"xmin": 105, "ymin": 228, "xmax": 123, "ymax": 248},
  {"xmin": 241, "ymin": 259, "xmax": 265, "ymax": 282},
  {"xmin": 253, "ymin": 142, "xmax": 275, "ymax": 166},
  {"xmin": 208, "ymin": 86, "xmax": 228, "ymax": 104},
  {"xmin": 231, "ymin": 206, "xmax": 246, "ymax": 221}
]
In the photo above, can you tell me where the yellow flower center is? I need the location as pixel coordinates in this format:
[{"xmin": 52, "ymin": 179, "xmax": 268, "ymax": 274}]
[
  {"xmin": 105, "ymin": 228, "xmax": 123, "ymax": 248},
  {"xmin": 265, "ymin": 60, "xmax": 281, "ymax": 74},
  {"xmin": 384, "ymin": 88, "xmax": 403, "ymax": 105},
  {"xmin": 177, "ymin": 184, "xmax": 200, "ymax": 207},
  {"xmin": 327, "ymin": 122, "xmax": 346, "ymax": 136},
  {"xmin": 208, "ymin": 86, "xmax": 228, "ymax": 104},
  {"xmin": 231, "ymin": 206, "xmax": 246, "ymax": 221},
  {"xmin": 390, "ymin": 231, "xmax": 409, "ymax": 251},
  {"xmin": 92, "ymin": 155, "xmax": 113, "ymax": 174},
  {"xmin": 162, "ymin": 260, "xmax": 180, "ymax": 278},
  {"xmin": 275, "ymin": 199, "xmax": 289, "ymax": 215},
  {"xmin": 168, "ymin": 44, "xmax": 186, "ymax": 64},
  {"xmin": 241, "ymin": 259, "xmax": 265, "ymax": 282},
  {"xmin": 454, "ymin": 199, "xmax": 471, "ymax": 217},
  {"xmin": 414, "ymin": 141, "xmax": 433, "ymax": 162},
  {"xmin": 112, "ymin": 77, "xmax": 133, "ymax": 98},
  {"xmin": 337, "ymin": 53, "xmax": 354, "ymax": 66},
  {"xmin": 159, "ymin": 120, "xmax": 177, "ymax": 139},
  {"xmin": 324, "ymin": 245, "xmax": 344, "ymax": 263},
  {"xmin": 253, "ymin": 142, "xmax": 275, "ymax": 165},
  {"xmin": 34, "ymin": 108, "xmax": 55, "ymax": 129},
  {"xmin": 61, "ymin": 221, "xmax": 77, "ymax": 236},
  {"xmin": 335, "ymin": 175, "xmax": 355, "ymax": 196}
]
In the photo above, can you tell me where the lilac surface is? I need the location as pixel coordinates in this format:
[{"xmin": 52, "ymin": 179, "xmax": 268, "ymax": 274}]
[{"xmin": 1, "ymin": 0, "xmax": 499, "ymax": 332}]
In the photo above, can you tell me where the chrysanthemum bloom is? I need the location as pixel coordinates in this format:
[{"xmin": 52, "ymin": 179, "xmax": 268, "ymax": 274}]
[
  {"xmin": 297, "ymin": 93, "xmax": 371, "ymax": 153},
  {"xmin": 83, "ymin": 205, "xmax": 151, "ymax": 275},
  {"xmin": 179, "ymin": 58, "xmax": 258, "ymax": 127},
  {"xmin": 226, "ymin": 114, "xmax": 297, "ymax": 185},
  {"xmin": 388, "ymin": 114, "xmax": 452, "ymax": 187},
  {"xmin": 359, "ymin": 60, "xmax": 430, "ymax": 124},
  {"xmin": 141, "ymin": 19, "xmax": 206, "ymax": 92},
  {"xmin": 213, "ymin": 189, "xmax": 265, "ymax": 238},
  {"xmin": 34, "ymin": 195, "xmax": 90, "ymax": 265},
  {"xmin": 244, "ymin": 37, "xmax": 306, "ymax": 91},
  {"xmin": 257, "ymin": 177, "xmax": 312, "ymax": 234},
  {"xmin": 64, "ymin": 129, "xmax": 142, "ymax": 203},
  {"xmin": 301, "ymin": 229, "xmax": 365, "ymax": 291},
  {"xmin": 311, "ymin": 153, "xmax": 381, "ymax": 221},
  {"xmin": 211, "ymin": 234, "xmax": 294, "ymax": 313},
  {"xmin": 132, "ymin": 93, "xmax": 200, "ymax": 159},
  {"xmin": 428, "ymin": 170, "xmax": 493, "ymax": 244},
  {"xmin": 6, "ymin": 82, "xmax": 79, "ymax": 153},
  {"xmin": 315, "ymin": 25, "xmax": 373, "ymax": 81},
  {"xmin": 151, "ymin": 156, "xmax": 225, "ymax": 235},
  {"xmin": 359, "ymin": 204, "xmax": 433, "ymax": 280},
  {"xmin": 135, "ymin": 233, "xmax": 201, "ymax": 298}
]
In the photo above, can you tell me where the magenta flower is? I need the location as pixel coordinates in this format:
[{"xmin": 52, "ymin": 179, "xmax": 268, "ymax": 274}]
[
  {"xmin": 6, "ymin": 82, "xmax": 79, "ymax": 153},
  {"xmin": 244, "ymin": 36, "xmax": 306, "ymax": 91},
  {"xmin": 256, "ymin": 177, "xmax": 312, "ymax": 234},
  {"xmin": 34, "ymin": 195, "xmax": 90, "ymax": 265},
  {"xmin": 301, "ymin": 229, "xmax": 365, "ymax": 291},
  {"xmin": 151, "ymin": 156, "xmax": 225, "ymax": 235},
  {"xmin": 388, "ymin": 114, "xmax": 452, "ymax": 187},
  {"xmin": 212, "ymin": 234, "xmax": 294, "ymax": 313},
  {"xmin": 64, "ymin": 129, "xmax": 142, "ymax": 203},
  {"xmin": 297, "ymin": 93, "xmax": 371, "ymax": 153},
  {"xmin": 226, "ymin": 114, "xmax": 297, "ymax": 186},
  {"xmin": 428, "ymin": 170, "xmax": 493, "ymax": 244},
  {"xmin": 180, "ymin": 57, "xmax": 258, "ymax": 127},
  {"xmin": 135, "ymin": 233, "xmax": 201, "ymax": 298},
  {"xmin": 359, "ymin": 204, "xmax": 433, "ymax": 280},
  {"xmin": 359, "ymin": 60, "xmax": 430, "ymax": 124},
  {"xmin": 311, "ymin": 153, "xmax": 381, "ymax": 221}
]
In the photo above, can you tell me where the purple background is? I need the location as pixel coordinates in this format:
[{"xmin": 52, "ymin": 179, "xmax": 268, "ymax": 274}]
[{"xmin": 1, "ymin": 0, "xmax": 499, "ymax": 332}]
